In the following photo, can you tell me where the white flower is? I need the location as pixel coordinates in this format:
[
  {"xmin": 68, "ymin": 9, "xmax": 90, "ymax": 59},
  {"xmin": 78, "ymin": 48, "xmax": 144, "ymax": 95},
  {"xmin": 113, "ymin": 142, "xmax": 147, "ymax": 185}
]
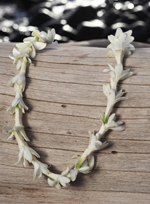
[
  {"xmin": 41, "ymin": 29, "xmax": 56, "ymax": 44},
  {"xmin": 103, "ymin": 63, "xmax": 133, "ymax": 89},
  {"xmin": 32, "ymin": 30, "xmax": 45, "ymax": 42},
  {"xmin": 103, "ymin": 84, "xmax": 115, "ymax": 103},
  {"xmin": 10, "ymin": 48, "xmax": 31, "ymax": 70},
  {"xmin": 115, "ymin": 89, "xmax": 126, "ymax": 102},
  {"xmin": 69, "ymin": 131, "xmax": 108, "ymax": 181},
  {"xmin": 24, "ymin": 30, "xmax": 45, "ymax": 43},
  {"xmin": 7, "ymin": 93, "xmax": 28, "ymax": 114},
  {"xmin": 103, "ymin": 84, "xmax": 126, "ymax": 116},
  {"xmin": 104, "ymin": 113, "xmax": 124, "ymax": 132},
  {"xmin": 48, "ymin": 167, "xmax": 70, "ymax": 190},
  {"xmin": 69, "ymin": 169, "xmax": 78, "ymax": 182},
  {"xmin": 24, "ymin": 29, "xmax": 56, "ymax": 44},
  {"xmin": 3, "ymin": 125, "xmax": 29, "ymax": 141},
  {"xmin": 97, "ymin": 113, "xmax": 125, "ymax": 139},
  {"xmin": 8, "ymin": 70, "xmax": 26, "ymax": 91},
  {"xmin": 32, "ymin": 157, "xmax": 49, "ymax": 180},
  {"xmin": 107, "ymin": 28, "xmax": 135, "ymax": 64},
  {"xmin": 69, "ymin": 132, "xmax": 108, "ymax": 182},
  {"xmin": 69, "ymin": 154, "xmax": 95, "ymax": 181},
  {"xmin": 88, "ymin": 132, "xmax": 108, "ymax": 154},
  {"xmin": 16, "ymin": 41, "xmax": 46, "ymax": 59},
  {"xmin": 16, "ymin": 143, "xmax": 40, "ymax": 166},
  {"xmin": 78, "ymin": 154, "xmax": 95, "ymax": 174},
  {"xmin": 106, "ymin": 113, "xmax": 124, "ymax": 130}
]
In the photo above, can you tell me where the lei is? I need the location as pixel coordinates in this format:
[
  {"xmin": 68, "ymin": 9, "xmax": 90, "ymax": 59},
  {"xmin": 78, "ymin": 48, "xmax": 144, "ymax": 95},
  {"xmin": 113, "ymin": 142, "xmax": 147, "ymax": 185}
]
[{"xmin": 3, "ymin": 28, "xmax": 134, "ymax": 189}]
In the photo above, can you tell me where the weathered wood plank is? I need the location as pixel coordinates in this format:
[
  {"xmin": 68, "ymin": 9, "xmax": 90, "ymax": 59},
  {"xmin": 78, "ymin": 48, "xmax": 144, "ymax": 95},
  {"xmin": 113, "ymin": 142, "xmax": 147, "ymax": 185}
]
[
  {"xmin": 0, "ymin": 75, "xmax": 150, "ymax": 110},
  {"xmin": 1, "ymin": 183, "xmax": 150, "ymax": 204},
  {"xmin": 1, "ymin": 162, "xmax": 150, "ymax": 193},
  {"xmin": 1, "ymin": 142, "xmax": 150, "ymax": 172},
  {"xmin": 1, "ymin": 43, "xmax": 150, "ymax": 203}
]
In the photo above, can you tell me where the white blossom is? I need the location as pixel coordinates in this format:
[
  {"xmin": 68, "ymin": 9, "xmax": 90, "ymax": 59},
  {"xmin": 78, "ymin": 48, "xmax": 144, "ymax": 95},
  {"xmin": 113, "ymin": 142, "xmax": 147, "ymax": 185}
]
[
  {"xmin": 7, "ymin": 93, "xmax": 28, "ymax": 114},
  {"xmin": 16, "ymin": 142, "xmax": 40, "ymax": 167},
  {"xmin": 16, "ymin": 41, "xmax": 46, "ymax": 59},
  {"xmin": 107, "ymin": 28, "xmax": 135, "ymax": 64},
  {"xmin": 48, "ymin": 167, "xmax": 70, "ymax": 190},
  {"xmin": 9, "ymin": 48, "xmax": 31, "ymax": 70},
  {"xmin": 69, "ymin": 154, "xmax": 95, "ymax": 181},
  {"xmin": 103, "ymin": 63, "xmax": 133, "ymax": 89},
  {"xmin": 106, "ymin": 113, "xmax": 124, "ymax": 131},
  {"xmin": 69, "ymin": 132, "xmax": 108, "ymax": 182},
  {"xmin": 78, "ymin": 154, "xmax": 95, "ymax": 174},
  {"xmin": 8, "ymin": 70, "xmax": 26, "ymax": 91},
  {"xmin": 41, "ymin": 29, "xmax": 56, "ymax": 44},
  {"xmin": 24, "ymin": 30, "xmax": 45, "ymax": 43},
  {"xmin": 24, "ymin": 29, "xmax": 56, "ymax": 44},
  {"xmin": 96, "ymin": 112, "xmax": 125, "ymax": 140},
  {"xmin": 32, "ymin": 157, "xmax": 49, "ymax": 180},
  {"xmin": 3, "ymin": 125, "xmax": 29, "ymax": 141},
  {"xmin": 69, "ymin": 169, "xmax": 78, "ymax": 182},
  {"xmin": 32, "ymin": 30, "xmax": 45, "ymax": 42},
  {"xmin": 103, "ymin": 84, "xmax": 126, "ymax": 116},
  {"xmin": 88, "ymin": 132, "xmax": 108, "ymax": 154},
  {"xmin": 104, "ymin": 112, "xmax": 124, "ymax": 132}
]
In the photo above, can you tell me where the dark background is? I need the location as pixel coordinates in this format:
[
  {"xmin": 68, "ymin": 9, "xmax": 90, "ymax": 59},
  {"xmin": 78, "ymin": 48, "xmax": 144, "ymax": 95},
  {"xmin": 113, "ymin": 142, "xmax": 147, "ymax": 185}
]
[{"xmin": 0, "ymin": 0, "xmax": 150, "ymax": 44}]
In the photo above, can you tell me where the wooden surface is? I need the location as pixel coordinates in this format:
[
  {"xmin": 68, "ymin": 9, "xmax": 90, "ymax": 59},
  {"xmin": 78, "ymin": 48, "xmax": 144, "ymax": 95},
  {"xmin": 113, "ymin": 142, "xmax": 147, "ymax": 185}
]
[{"xmin": 0, "ymin": 43, "xmax": 150, "ymax": 204}]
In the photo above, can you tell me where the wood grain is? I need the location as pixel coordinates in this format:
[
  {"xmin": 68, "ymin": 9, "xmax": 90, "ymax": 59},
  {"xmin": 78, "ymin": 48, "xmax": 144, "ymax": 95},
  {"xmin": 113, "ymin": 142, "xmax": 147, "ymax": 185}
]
[{"xmin": 0, "ymin": 43, "xmax": 150, "ymax": 204}]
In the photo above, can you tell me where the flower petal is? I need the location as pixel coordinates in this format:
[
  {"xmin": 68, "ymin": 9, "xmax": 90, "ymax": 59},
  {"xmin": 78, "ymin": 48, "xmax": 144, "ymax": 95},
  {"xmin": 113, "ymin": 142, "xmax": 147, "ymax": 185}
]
[
  {"xmin": 15, "ymin": 148, "xmax": 24, "ymax": 166},
  {"xmin": 2, "ymin": 126, "xmax": 13, "ymax": 134},
  {"xmin": 107, "ymin": 51, "xmax": 114, "ymax": 58},
  {"xmin": 20, "ymin": 129, "xmax": 30, "ymax": 141},
  {"xmin": 55, "ymin": 183, "xmax": 61, "ymax": 190},
  {"xmin": 30, "ymin": 45, "xmax": 36, "ymax": 58},
  {"xmin": 7, "ymin": 132, "xmax": 14, "ymax": 140},
  {"xmin": 13, "ymin": 48, "xmax": 20, "ymax": 57},
  {"xmin": 99, "ymin": 141, "xmax": 109, "ymax": 150},
  {"xmin": 59, "ymin": 176, "xmax": 70, "ymax": 186},
  {"xmin": 116, "ymin": 121, "xmax": 123, "ymax": 125},
  {"xmin": 24, "ymin": 37, "xmax": 35, "ymax": 42},
  {"xmin": 61, "ymin": 166, "xmax": 70, "ymax": 176},
  {"xmin": 95, "ymin": 141, "xmax": 103, "ymax": 149},
  {"xmin": 115, "ymin": 28, "xmax": 123, "ymax": 38},
  {"xmin": 103, "ymin": 84, "xmax": 110, "ymax": 97},
  {"xmin": 69, "ymin": 169, "xmax": 78, "ymax": 181},
  {"xmin": 33, "ymin": 42, "xmax": 46, "ymax": 50},
  {"xmin": 33, "ymin": 162, "xmax": 41, "ymax": 180},
  {"xmin": 48, "ymin": 178, "xmax": 57, "ymax": 187},
  {"xmin": 88, "ymin": 155, "xmax": 94, "ymax": 169},
  {"xmin": 110, "ymin": 126, "xmax": 125, "ymax": 131},
  {"xmin": 24, "ymin": 146, "xmax": 32, "ymax": 162},
  {"xmin": 78, "ymin": 166, "xmax": 89, "ymax": 173},
  {"xmin": 103, "ymin": 69, "xmax": 110, "ymax": 72},
  {"xmin": 16, "ymin": 60, "xmax": 22, "ymax": 70},
  {"xmin": 108, "ymin": 113, "xmax": 116, "ymax": 123},
  {"xmin": 28, "ymin": 146, "xmax": 40, "ymax": 158}
]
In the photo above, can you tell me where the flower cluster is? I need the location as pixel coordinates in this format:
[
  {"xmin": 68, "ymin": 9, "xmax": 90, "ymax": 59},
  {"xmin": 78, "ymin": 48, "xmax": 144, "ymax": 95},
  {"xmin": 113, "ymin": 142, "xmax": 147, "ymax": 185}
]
[
  {"xmin": 24, "ymin": 29, "xmax": 56, "ymax": 44},
  {"xmin": 3, "ymin": 125, "xmax": 29, "ymax": 141},
  {"xmin": 95, "ymin": 28, "xmax": 134, "ymax": 139},
  {"xmin": 75, "ymin": 28, "xmax": 134, "ymax": 180},
  {"xmin": 4, "ymin": 29, "xmax": 70, "ymax": 187},
  {"xmin": 107, "ymin": 28, "xmax": 135, "ymax": 64},
  {"xmin": 4, "ymin": 28, "xmax": 134, "ymax": 189},
  {"xmin": 48, "ymin": 167, "xmax": 70, "ymax": 190},
  {"xmin": 69, "ymin": 154, "xmax": 95, "ymax": 181}
]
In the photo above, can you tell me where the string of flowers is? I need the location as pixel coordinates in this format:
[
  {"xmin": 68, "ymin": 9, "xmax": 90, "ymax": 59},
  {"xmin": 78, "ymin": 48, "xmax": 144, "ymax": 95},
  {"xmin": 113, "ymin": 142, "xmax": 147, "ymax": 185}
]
[{"xmin": 3, "ymin": 28, "xmax": 134, "ymax": 189}]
